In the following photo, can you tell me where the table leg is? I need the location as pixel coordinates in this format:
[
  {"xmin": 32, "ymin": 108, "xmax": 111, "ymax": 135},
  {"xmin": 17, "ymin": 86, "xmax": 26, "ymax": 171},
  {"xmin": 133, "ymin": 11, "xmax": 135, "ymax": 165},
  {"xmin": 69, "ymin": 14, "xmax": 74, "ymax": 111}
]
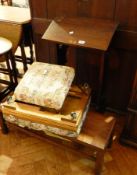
[
  {"xmin": 20, "ymin": 41, "xmax": 28, "ymax": 72},
  {"xmin": 96, "ymin": 51, "xmax": 109, "ymax": 112},
  {"xmin": 95, "ymin": 150, "xmax": 104, "ymax": 175},
  {"xmin": 8, "ymin": 51, "xmax": 18, "ymax": 86},
  {"xmin": 0, "ymin": 111, "xmax": 8, "ymax": 134}
]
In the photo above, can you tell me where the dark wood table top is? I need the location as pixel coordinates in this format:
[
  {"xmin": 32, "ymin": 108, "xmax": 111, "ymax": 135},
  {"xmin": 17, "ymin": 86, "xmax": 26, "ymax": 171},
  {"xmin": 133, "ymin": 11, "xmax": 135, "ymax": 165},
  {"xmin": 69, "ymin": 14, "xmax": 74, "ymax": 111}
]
[{"xmin": 42, "ymin": 17, "xmax": 118, "ymax": 51}]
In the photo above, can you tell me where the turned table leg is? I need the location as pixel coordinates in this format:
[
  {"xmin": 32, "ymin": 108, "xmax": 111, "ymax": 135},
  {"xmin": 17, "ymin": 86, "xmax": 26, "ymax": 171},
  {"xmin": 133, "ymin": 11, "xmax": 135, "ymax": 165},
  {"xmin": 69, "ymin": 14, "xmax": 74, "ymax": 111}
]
[{"xmin": 95, "ymin": 150, "xmax": 105, "ymax": 175}]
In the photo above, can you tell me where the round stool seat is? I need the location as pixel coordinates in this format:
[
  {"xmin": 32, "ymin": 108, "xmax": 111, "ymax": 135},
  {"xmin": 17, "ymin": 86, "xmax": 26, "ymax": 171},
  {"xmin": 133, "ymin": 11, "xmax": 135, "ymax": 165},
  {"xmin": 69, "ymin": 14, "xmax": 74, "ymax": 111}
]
[
  {"xmin": 0, "ymin": 35, "xmax": 18, "ymax": 101},
  {"xmin": 0, "ymin": 37, "xmax": 12, "ymax": 55}
]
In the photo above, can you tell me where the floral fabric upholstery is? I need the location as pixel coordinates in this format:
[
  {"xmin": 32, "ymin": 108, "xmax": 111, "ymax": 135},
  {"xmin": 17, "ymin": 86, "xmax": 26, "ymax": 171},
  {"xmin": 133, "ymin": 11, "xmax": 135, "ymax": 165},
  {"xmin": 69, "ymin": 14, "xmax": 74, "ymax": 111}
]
[
  {"xmin": 3, "ymin": 97, "xmax": 90, "ymax": 138},
  {"xmin": 14, "ymin": 62, "xmax": 75, "ymax": 110},
  {"xmin": 12, "ymin": 0, "xmax": 29, "ymax": 8},
  {"xmin": 4, "ymin": 115, "xmax": 79, "ymax": 138}
]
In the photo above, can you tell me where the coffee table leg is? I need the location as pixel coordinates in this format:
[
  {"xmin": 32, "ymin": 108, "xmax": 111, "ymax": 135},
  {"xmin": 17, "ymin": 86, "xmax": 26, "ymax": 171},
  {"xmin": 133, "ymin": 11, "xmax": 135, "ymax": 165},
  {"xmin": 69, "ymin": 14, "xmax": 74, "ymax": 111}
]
[
  {"xmin": 95, "ymin": 150, "xmax": 104, "ymax": 175},
  {"xmin": 0, "ymin": 111, "xmax": 8, "ymax": 134}
]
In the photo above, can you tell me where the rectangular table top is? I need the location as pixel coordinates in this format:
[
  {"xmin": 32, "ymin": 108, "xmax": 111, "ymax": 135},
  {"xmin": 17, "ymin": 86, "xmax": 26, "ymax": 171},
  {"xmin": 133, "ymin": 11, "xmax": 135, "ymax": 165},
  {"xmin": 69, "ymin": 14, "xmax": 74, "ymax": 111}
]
[
  {"xmin": 0, "ymin": 5, "xmax": 31, "ymax": 24},
  {"xmin": 77, "ymin": 111, "xmax": 116, "ymax": 150},
  {"xmin": 43, "ymin": 17, "xmax": 118, "ymax": 51}
]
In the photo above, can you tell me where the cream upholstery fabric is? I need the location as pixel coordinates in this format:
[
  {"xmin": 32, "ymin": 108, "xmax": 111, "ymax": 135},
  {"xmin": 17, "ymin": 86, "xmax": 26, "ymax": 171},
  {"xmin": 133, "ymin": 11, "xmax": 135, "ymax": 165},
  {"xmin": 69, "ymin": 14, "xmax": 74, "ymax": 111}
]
[
  {"xmin": 12, "ymin": 0, "xmax": 29, "ymax": 8},
  {"xmin": 14, "ymin": 62, "xmax": 75, "ymax": 110},
  {"xmin": 3, "ymin": 96, "xmax": 90, "ymax": 138}
]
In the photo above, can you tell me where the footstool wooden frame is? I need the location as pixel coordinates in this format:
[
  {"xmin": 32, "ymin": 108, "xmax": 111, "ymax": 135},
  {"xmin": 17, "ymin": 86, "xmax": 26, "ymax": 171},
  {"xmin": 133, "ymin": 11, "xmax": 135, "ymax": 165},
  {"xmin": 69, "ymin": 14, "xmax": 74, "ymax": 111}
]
[{"xmin": 0, "ymin": 109, "xmax": 116, "ymax": 175}]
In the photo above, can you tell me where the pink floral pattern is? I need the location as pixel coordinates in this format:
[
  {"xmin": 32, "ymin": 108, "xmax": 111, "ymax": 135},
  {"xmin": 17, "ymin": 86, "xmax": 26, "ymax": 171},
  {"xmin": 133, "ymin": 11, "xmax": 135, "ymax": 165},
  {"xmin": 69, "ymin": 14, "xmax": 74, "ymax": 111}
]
[{"xmin": 14, "ymin": 62, "xmax": 75, "ymax": 110}]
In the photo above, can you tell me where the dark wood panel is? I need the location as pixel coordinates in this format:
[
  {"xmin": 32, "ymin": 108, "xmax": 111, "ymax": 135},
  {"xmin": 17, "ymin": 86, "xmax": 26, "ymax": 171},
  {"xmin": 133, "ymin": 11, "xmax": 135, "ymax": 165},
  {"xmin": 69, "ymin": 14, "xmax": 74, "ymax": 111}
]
[
  {"xmin": 88, "ymin": 0, "xmax": 115, "ymax": 19},
  {"xmin": 29, "ymin": 0, "xmax": 47, "ymax": 18},
  {"xmin": 47, "ymin": 0, "xmax": 78, "ymax": 18},
  {"xmin": 29, "ymin": 0, "xmax": 116, "ymax": 19},
  {"xmin": 128, "ymin": 70, "xmax": 137, "ymax": 139},
  {"xmin": 34, "ymin": 34, "xmax": 50, "ymax": 62},
  {"xmin": 107, "ymin": 30, "xmax": 137, "ymax": 110},
  {"xmin": 46, "ymin": 0, "xmax": 115, "ymax": 19},
  {"xmin": 32, "ymin": 18, "xmax": 57, "ymax": 63},
  {"xmin": 112, "ymin": 30, "xmax": 137, "ymax": 50},
  {"xmin": 32, "ymin": 18, "xmax": 51, "ymax": 35},
  {"xmin": 115, "ymin": 0, "xmax": 137, "ymax": 30},
  {"xmin": 75, "ymin": 48, "xmax": 101, "ymax": 90},
  {"xmin": 120, "ymin": 70, "xmax": 137, "ymax": 148},
  {"xmin": 72, "ymin": 47, "xmax": 137, "ymax": 111},
  {"xmin": 32, "ymin": 18, "xmax": 50, "ymax": 62},
  {"xmin": 105, "ymin": 49, "xmax": 137, "ymax": 111},
  {"xmin": 77, "ymin": 0, "xmax": 93, "ymax": 17},
  {"xmin": 34, "ymin": 34, "xmax": 57, "ymax": 63}
]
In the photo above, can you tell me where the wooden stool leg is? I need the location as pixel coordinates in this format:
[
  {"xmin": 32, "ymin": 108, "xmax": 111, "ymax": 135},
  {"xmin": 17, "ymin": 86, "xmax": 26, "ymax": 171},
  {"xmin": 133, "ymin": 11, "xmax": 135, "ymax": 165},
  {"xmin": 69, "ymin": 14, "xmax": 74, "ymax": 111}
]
[
  {"xmin": 9, "ymin": 51, "xmax": 18, "ymax": 85},
  {"xmin": 27, "ymin": 25, "xmax": 34, "ymax": 64},
  {"xmin": 5, "ymin": 57, "xmax": 13, "ymax": 83},
  {"xmin": 20, "ymin": 44, "xmax": 28, "ymax": 72},
  {"xmin": 0, "ymin": 111, "xmax": 8, "ymax": 134},
  {"xmin": 6, "ymin": 50, "xmax": 18, "ymax": 86},
  {"xmin": 108, "ymin": 129, "xmax": 115, "ymax": 148},
  {"xmin": 29, "ymin": 43, "xmax": 34, "ymax": 64},
  {"xmin": 95, "ymin": 151, "xmax": 104, "ymax": 175}
]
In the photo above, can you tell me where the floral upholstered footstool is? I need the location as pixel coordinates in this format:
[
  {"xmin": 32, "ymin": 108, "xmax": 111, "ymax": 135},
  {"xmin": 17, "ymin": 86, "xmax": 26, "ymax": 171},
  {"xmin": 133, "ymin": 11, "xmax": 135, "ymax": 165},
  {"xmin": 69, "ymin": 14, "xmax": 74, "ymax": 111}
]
[{"xmin": 1, "ymin": 62, "xmax": 91, "ymax": 138}]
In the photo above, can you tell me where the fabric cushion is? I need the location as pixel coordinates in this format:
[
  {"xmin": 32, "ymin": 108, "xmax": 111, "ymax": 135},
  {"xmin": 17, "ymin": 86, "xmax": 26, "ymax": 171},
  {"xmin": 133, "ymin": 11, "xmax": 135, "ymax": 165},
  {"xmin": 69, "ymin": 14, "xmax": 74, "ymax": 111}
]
[
  {"xmin": 12, "ymin": 0, "xmax": 29, "ymax": 8},
  {"xmin": 14, "ymin": 62, "xmax": 75, "ymax": 110}
]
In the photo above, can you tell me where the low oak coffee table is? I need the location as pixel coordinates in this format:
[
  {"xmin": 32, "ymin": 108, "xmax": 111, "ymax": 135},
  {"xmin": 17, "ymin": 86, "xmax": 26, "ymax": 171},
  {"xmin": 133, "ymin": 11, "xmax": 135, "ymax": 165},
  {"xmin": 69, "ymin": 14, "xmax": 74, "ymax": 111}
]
[{"xmin": 0, "ymin": 109, "xmax": 116, "ymax": 175}]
